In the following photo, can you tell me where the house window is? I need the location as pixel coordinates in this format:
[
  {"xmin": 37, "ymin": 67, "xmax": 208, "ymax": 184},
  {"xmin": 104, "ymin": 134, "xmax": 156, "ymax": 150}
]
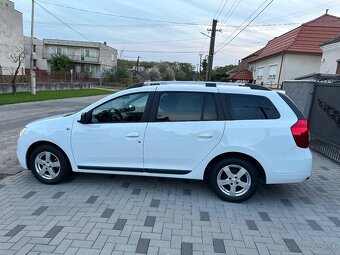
[
  {"xmin": 51, "ymin": 46, "xmax": 66, "ymax": 55},
  {"xmin": 257, "ymin": 67, "xmax": 264, "ymax": 79},
  {"xmin": 81, "ymin": 49, "xmax": 97, "ymax": 58},
  {"xmin": 33, "ymin": 45, "xmax": 36, "ymax": 53},
  {"xmin": 84, "ymin": 64, "xmax": 96, "ymax": 73},
  {"xmin": 33, "ymin": 59, "xmax": 37, "ymax": 68},
  {"xmin": 337, "ymin": 60, "xmax": 340, "ymax": 75},
  {"xmin": 269, "ymin": 64, "xmax": 277, "ymax": 79}
]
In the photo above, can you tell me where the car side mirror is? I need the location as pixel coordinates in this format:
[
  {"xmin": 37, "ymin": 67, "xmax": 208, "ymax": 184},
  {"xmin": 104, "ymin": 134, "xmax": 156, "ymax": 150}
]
[{"xmin": 78, "ymin": 112, "xmax": 91, "ymax": 124}]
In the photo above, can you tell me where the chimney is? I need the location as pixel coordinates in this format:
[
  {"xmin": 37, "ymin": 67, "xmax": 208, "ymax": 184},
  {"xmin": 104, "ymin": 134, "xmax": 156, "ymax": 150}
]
[{"xmin": 326, "ymin": 9, "xmax": 329, "ymax": 14}]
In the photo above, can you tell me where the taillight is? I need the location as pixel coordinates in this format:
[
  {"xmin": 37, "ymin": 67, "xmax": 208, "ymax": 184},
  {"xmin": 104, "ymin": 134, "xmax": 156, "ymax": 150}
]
[{"xmin": 291, "ymin": 120, "xmax": 309, "ymax": 148}]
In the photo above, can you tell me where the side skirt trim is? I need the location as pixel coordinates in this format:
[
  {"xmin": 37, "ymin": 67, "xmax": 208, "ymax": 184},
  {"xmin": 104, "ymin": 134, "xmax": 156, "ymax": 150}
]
[{"xmin": 77, "ymin": 166, "xmax": 191, "ymax": 175}]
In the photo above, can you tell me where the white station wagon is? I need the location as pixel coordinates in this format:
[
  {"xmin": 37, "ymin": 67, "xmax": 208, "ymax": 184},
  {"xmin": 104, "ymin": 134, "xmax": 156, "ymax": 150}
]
[{"xmin": 17, "ymin": 82, "xmax": 312, "ymax": 202}]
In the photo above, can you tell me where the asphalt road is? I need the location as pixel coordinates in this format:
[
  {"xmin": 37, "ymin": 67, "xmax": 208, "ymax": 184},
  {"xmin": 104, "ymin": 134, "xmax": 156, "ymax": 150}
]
[{"xmin": 0, "ymin": 95, "xmax": 108, "ymax": 175}]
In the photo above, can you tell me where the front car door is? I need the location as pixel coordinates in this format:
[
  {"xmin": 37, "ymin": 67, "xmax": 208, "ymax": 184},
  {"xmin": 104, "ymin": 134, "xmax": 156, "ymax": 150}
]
[
  {"xmin": 71, "ymin": 91, "xmax": 153, "ymax": 171},
  {"xmin": 143, "ymin": 87, "xmax": 225, "ymax": 174}
]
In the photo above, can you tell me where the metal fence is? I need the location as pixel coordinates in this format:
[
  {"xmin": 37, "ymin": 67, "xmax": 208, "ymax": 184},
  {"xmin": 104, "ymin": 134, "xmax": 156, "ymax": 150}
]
[
  {"xmin": 308, "ymin": 83, "xmax": 340, "ymax": 163},
  {"xmin": 0, "ymin": 67, "xmax": 100, "ymax": 84}
]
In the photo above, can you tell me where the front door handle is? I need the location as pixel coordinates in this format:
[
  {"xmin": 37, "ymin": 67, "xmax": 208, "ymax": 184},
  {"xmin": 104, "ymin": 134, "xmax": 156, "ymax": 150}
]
[
  {"xmin": 198, "ymin": 133, "xmax": 213, "ymax": 139},
  {"xmin": 126, "ymin": 132, "xmax": 139, "ymax": 138}
]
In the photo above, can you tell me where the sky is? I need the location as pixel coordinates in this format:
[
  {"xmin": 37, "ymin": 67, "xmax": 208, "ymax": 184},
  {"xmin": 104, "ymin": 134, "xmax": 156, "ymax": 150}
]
[{"xmin": 12, "ymin": 0, "xmax": 340, "ymax": 67}]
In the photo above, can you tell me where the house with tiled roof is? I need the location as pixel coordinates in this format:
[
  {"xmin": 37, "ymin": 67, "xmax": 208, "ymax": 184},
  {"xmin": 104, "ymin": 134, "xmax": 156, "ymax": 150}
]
[
  {"xmin": 320, "ymin": 33, "xmax": 340, "ymax": 74},
  {"xmin": 227, "ymin": 49, "xmax": 262, "ymax": 82},
  {"xmin": 246, "ymin": 12, "xmax": 340, "ymax": 87}
]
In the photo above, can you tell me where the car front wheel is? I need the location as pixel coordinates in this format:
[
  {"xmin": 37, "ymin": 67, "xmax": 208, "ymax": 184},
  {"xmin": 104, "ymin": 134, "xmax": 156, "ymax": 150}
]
[
  {"xmin": 209, "ymin": 157, "xmax": 258, "ymax": 202},
  {"xmin": 29, "ymin": 144, "xmax": 71, "ymax": 184}
]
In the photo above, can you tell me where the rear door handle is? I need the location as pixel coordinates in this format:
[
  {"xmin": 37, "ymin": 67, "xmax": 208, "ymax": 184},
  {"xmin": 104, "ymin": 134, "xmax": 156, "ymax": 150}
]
[
  {"xmin": 198, "ymin": 133, "xmax": 213, "ymax": 139},
  {"xmin": 126, "ymin": 132, "xmax": 139, "ymax": 138}
]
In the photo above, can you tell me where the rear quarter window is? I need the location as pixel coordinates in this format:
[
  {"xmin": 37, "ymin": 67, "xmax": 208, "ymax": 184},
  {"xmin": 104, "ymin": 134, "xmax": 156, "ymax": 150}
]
[{"xmin": 226, "ymin": 94, "xmax": 280, "ymax": 120}]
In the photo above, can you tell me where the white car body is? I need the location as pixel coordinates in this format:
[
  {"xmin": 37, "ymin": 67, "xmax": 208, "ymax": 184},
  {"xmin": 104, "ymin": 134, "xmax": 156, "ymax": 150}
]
[{"xmin": 17, "ymin": 83, "xmax": 312, "ymax": 185}]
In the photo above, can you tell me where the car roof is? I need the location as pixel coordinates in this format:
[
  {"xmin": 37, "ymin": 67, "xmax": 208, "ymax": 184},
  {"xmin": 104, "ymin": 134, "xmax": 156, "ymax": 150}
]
[{"xmin": 126, "ymin": 81, "xmax": 272, "ymax": 94}]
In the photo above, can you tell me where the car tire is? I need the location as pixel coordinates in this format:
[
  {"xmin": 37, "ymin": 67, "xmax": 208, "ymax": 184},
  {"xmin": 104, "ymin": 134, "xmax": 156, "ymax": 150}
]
[
  {"xmin": 29, "ymin": 144, "xmax": 71, "ymax": 184},
  {"xmin": 209, "ymin": 157, "xmax": 258, "ymax": 202}
]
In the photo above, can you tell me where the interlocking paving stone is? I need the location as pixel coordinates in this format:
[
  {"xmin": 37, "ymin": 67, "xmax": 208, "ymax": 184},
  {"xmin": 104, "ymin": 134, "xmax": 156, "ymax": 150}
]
[
  {"xmin": 121, "ymin": 182, "xmax": 130, "ymax": 188},
  {"xmin": 0, "ymin": 184, "xmax": 5, "ymax": 189},
  {"xmin": 245, "ymin": 220, "xmax": 259, "ymax": 231},
  {"xmin": 22, "ymin": 191, "xmax": 36, "ymax": 198},
  {"xmin": 183, "ymin": 189, "xmax": 191, "ymax": 195},
  {"xmin": 315, "ymin": 186, "xmax": 327, "ymax": 193},
  {"xmin": 318, "ymin": 174, "xmax": 328, "ymax": 181},
  {"xmin": 52, "ymin": 192, "xmax": 65, "ymax": 199},
  {"xmin": 200, "ymin": 211, "xmax": 210, "ymax": 221},
  {"xmin": 181, "ymin": 242, "xmax": 193, "ymax": 255},
  {"xmin": 5, "ymin": 225, "xmax": 26, "ymax": 237},
  {"xmin": 135, "ymin": 238, "xmax": 150, "ymax": 254},
  {"xmin": 328, "ymin": 217, "xmax": 340, "ymax": 227},
  {"xmin": 283, "ymin": 238, "xmax": 302, "ymax": 253},
  {"xmin": 258, "ymin": 212, "xmax": 271, "ymax": 222},
  {"xmin": 32, "ymin": 206, "xmax": 48, "ymax": 216},
  {"xmin": 320, "ymin": 166, "xmax": 329, "ymax": 170},
  {"xmin": 280, "ymin": 198, "xmax": 293, "ymax": 207},
  {"xmin": 86, "ymin": 195, "xmax": 98, "ymax": 204},
  {"xmin": 144, "ymin": 216, "xmax": 156, "ymax": 227},
  {"xmin": 132, "ymin": 188, "xmax": 141, "ymax": 195},
  {"xmin": 300, "ymin": 197, "xmax": 313, "ymax": 204},
  {"xmin": 306, "ymin": 220, "xmax": 323, "ymax": 231},
  {"xmin": 213, "ymin": 239, "xmax": 226, "ymax": 253},
  {"xmin": 44, "ymin": 225, "xmax": 64, "ymax": 238},
  {"xmin": 101, "ymin": 208, "xmax": 114, "ymax": 219},
  {"xmin": 113, "ymin": 219, "xmax": 127, "ymax": 230},
  {"xmin": 150, "ymin": 199, "xmax": 160, "ymax": 208},
  {"xmin": 0, "ymin": 152, "xmax": 338, "ymax": 254}
]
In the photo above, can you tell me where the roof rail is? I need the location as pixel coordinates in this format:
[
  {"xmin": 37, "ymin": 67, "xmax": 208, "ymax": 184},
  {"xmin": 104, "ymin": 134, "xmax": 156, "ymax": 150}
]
[{"xmin": 125, "ymin": 81, "xmax": 271, "ymax": 91}]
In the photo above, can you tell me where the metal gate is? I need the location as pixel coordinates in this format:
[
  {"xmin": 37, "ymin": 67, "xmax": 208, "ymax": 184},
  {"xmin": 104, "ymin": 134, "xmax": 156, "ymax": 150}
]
[{"xmin": 308, "ymin": 83, "xmax": 340, "ymax": 163}]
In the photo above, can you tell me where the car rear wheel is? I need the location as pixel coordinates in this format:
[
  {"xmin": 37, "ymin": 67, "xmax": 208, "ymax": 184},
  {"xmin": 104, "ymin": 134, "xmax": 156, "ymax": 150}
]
[
  {"xmin": 29, "ymin": 144, "xmax": 71, "ymax": 184},
  {"xmin": 209, "ymin": 157, "xmax": 258, "ymax": 202}
]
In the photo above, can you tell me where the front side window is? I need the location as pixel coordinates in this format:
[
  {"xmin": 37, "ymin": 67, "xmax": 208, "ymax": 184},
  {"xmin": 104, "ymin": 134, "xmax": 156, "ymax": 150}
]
[
  {"xmin": 156, "ymin": 92, "xmax": 218, "ymax": 121},
  {"xmin": 92, "ymin": 93, "xmax": 149, "ymax": 123},
  {"xmin": 227, "ymin": 94, "xmax": 280, "ymax": 120}
]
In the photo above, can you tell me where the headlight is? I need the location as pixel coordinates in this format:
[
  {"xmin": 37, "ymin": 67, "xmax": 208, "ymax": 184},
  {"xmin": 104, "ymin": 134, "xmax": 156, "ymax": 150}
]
[{"xmin": 19, "ymin": 127, "xmax": 27, "ymax": 137}]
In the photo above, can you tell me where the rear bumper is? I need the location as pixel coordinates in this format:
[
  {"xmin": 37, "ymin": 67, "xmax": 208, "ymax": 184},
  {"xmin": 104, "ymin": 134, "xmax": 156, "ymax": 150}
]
[{"xmin": 264, "ymin": 147, "xmax": 312, "ymax": 184}]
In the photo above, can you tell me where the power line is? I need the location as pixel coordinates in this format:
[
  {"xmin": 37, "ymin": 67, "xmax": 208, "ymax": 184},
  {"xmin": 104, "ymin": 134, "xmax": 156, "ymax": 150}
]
[
  {"xmin": 36, "ymin": 0, "xmax": 208, "ymax": 25},
  {"xmin": 122, "ymin": 50, "xmax": 204, "ymax": 54},
  {"xmin": 35, "ymin": 1, "xmax": 91, "ymax": 41},
  {"xmin": 216, "ymin": 0, "xmax": 270, "ymax": 50},
  {"xmin": 219, "ymin": 0, "xmax": 242, "ymax": 26},
  {"xmin": 261, "ymin": 0, "xmax": 339, "ymax": 23},
  {"xmin": 215, "ymin": 0, "xmax": 273, "ymax": 53},
  {"xmin": 216, "ymin": 0, "xmax": 229, "ymax": 20},
  {"xmin": 213, "ymin": 0, "xmax": 225, "ymax": 19}
]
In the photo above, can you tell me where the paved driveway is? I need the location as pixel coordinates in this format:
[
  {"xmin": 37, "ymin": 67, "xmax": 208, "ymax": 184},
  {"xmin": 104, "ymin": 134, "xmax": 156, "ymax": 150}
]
[
  {"xmin": 0, "ymin": 152, "xmax": 339, "ymax": 255},
  {"xmin": 0, "ymin": 95, "xmax": 108, "ymax": 176}
]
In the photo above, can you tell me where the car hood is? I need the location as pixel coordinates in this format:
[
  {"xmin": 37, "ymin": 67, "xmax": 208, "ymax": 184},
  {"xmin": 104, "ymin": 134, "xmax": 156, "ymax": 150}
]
[{"xmin": 27, "ymin": 112, "xmax": 76, "ymax": 128}]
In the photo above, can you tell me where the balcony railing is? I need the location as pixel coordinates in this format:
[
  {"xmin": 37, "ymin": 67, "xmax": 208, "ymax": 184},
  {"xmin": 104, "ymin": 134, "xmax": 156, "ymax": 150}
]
[{"xmin": 43, "ymin": 53, "xmax": 99, "ymax": 64}]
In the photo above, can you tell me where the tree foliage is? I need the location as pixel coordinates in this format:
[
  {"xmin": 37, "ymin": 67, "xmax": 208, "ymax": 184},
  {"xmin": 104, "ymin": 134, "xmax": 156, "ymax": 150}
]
[{"xmin": 51, "ymin": 54, "xmax": 71, "ymax": 71}]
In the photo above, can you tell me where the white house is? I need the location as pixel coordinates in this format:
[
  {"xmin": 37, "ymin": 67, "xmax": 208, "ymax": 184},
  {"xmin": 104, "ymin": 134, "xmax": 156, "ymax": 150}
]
[{"xmin": 320, "ymin": 34, "xmax": 340, "ymax": 74}]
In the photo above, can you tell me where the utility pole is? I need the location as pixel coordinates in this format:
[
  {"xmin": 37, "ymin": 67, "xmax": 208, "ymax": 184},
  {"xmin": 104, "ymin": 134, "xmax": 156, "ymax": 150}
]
[
  {"xmin": 199, "ymin": 53, "xmax": 203, "ymax": 80},
  {"xmin": 136, "ymin": 56, "xmax": 140, "ymax": 82},
  {"xmin": 206, "ymin": 19, "xmax": 218, "ymax": 81},
  {"xmin": 30, "ymin": 0, "xmax": 36, "ymax": 95}
]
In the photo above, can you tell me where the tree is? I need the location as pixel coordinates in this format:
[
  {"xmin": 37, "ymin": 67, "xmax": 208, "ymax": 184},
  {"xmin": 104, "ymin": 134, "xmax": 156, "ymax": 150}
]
[
  {"xmin": 9, "ymin": 47, "xmax": 24, "ymax": 95},
  {"xmin": 211, "ymin": 64, "xmax": 236, "ymax": 81},
  {"xmin": 147, "ymin": 67, "xmax": 162, "ymax": 81},
  {"xmin": 175, "ymin": 70, "xmax": 187, "ymax": 81},
  {"xmin": 157, "ymin": 62, "xmax": 175, "ymax": 81},
  {"xmin": 51, "ymin": 54, "xmax": 71, "ymax": 71}
]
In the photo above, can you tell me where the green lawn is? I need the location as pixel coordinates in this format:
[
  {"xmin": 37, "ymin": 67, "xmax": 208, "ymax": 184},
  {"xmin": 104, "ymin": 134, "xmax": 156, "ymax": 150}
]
[{"xmin": 0, "ymin": 89, "xmax": 113, "ymax": 106}]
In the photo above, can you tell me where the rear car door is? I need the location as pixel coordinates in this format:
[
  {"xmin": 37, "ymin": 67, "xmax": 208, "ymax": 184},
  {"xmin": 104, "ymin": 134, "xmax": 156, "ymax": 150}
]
[{"xmin": 143, "ymin": 88, "xmax": 225, "ymax": 174}]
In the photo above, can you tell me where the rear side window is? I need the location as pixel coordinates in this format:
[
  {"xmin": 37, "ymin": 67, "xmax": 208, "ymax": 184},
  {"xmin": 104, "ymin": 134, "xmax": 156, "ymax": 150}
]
[
  {"xmin": 277, "ymin": 92, "xmax": 305, "ymax": 120},
  {"xmin": 156, "ymin": 92, "xmax": 218, "ymax": 121},
  {"xmin": 226, "ymin": 94, "xmax": 280, "ymax": 120}
]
